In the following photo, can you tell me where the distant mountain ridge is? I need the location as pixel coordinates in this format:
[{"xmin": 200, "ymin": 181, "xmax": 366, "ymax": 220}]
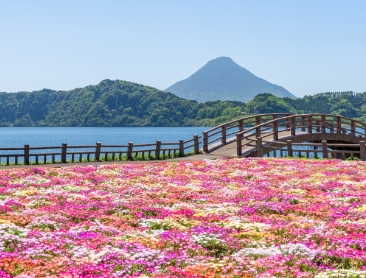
[{"xmin": 165, "ymin": 57, "xmax": 296, "ymax": 103}]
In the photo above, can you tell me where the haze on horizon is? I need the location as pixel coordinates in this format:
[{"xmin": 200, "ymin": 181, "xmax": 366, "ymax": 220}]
[{"xmin": 1, "ymin": 0, "xmax": 365, "ymax": 98}]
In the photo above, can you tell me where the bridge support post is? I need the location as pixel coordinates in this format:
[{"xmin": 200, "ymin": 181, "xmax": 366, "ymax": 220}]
[
  {"xmin": 203, "ymin": 132, "xmax": 208, "ymax": 153},
  {"xmin": 301, "ymin": 116, "xmax": 305, "ymax": 132},
  {"xmin": 238, "ymin": 119, "xmax": 244, "ymax": 132},
  {"xmin": 316, "ymin": 120, "xmax": 320, "ymax": 132},
  {"xmin": 257, "ymin": 137, "xmax": 263, "ymax": 157},
  {"xmin": 286, "ymin": 140, "xmax": 293, "ymax": 157},
  {"xmin": 351, "ymin": 121, "xmax": 356, "ymax": 136},
  {"xmin": 256, "ymin": 116, "xmax": 261, "ymax": 138},
  {"xmin": 272, "ymin": 115, "xmax": 278, "ymax": 141},
  {"xmin": 360, "ymin": 141, "xmax": 365, "ymax": 161},
  {"xmin": 222, "ymin": 125, "xmax": 227, "ymax": 144},
  {"xmin": 291, "ymin": 116, "xmax": 296, "ymax": 136},
  {"xmin": 237, "ymin": 134, "xmax": 242, "ymax": 156},
  {"xmin": 321, "ymin": 115, "xmax": 326, "ymax": 133},
  {"xmin": 308, "ymin": 116, "xmax": 313, "ymax": 133},
  {"xmin": 337, "ymin": 116, "xmax": 341, "ymax": 134},
  {"xmin": 322, "ymin": 140, "xmax": 328, "ymax": 159}
]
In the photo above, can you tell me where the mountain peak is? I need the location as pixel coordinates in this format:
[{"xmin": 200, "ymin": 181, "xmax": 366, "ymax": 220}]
[{"xmin": 165, "ymin": 57, "xmax": 296, "ymax": 103}]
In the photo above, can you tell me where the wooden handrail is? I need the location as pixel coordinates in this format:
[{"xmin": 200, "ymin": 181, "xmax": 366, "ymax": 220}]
[
  {"xmin": 229, "ymin": 113, "xmax": 366, "ymax": 159},
  {"xmin": 0, "ymin": 134, "xmax": 202, "ymax": 166}
]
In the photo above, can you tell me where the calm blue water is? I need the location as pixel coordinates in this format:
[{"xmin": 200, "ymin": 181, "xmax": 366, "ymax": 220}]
[{"xmin": 0, "ymin": 127, "xmax": 209, "ymax": 147}]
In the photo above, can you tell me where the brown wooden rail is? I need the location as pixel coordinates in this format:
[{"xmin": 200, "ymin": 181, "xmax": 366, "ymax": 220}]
[
  {"xmin": 203, "ymin": 113, "xmax": 293, "ymax": 153},
  {"xmin": 0, "ymin": 135, "xmax": 201, "ymax": 166},
  {"xmin": 233, "ymin": 114, "xmax": 366, "ymax": 160},
  {"xmin": 253, "ymin": 138, "xmax": 366, "ymax": 161}
]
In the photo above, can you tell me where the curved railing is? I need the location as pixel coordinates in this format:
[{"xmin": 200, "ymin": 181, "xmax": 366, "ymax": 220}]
[
  {"xmin": 202, "ymin": 113, "xmax": 293, "ymax": 153},
  {"xmin": 234, "ymin": 114, "xmax": 366, "ymax": 160}
]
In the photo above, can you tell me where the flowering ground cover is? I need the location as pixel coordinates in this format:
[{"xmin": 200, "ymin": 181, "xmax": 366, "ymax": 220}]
[{"xmin": 0, "ymin": 158, "xmax": 366, "ymax": 277}]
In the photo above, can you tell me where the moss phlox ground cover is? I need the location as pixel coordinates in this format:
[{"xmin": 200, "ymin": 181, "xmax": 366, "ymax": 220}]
[{"xmin": 0, "ymin": 158, "xmax": 366, "ymax": 277}]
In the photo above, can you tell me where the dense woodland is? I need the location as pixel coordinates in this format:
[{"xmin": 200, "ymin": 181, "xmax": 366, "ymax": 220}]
[
  {"xmin": 244, "ymin": 92, "xmax": 366, "ymax": 122},
  {"xmin": 0, "ymin": 80, "xmax": 365, "ymax": 127},
  {"xmin": 0, "ymin": 80, "xmax": 244, "ymax": 127}
]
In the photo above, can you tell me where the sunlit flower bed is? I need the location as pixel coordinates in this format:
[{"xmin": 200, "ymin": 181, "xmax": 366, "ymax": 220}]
[{"xmin": 0, "ymin": 158, "xmax": 366, "ymax": 277}]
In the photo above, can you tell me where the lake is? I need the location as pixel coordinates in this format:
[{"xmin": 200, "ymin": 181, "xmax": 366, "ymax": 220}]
[{"xmin": 0, "ymin": 127, "xmax": 210, "ymax": 148}]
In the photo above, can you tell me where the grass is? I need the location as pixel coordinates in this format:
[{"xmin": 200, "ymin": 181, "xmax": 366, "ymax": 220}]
[{"xmin": 0, "ymin": 150, "xmax": 201, "ymax": 166}]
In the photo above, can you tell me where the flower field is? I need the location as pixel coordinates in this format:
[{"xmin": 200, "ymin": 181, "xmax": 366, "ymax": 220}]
[{"xmin": 0, "ymin": 158, "xmax": 366, "ymax": 277}]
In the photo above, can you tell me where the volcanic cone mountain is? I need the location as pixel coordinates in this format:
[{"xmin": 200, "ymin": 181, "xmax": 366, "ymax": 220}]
[{"xmin": 165, "ymin": 57, "xmax": 296, "ymax": 103}]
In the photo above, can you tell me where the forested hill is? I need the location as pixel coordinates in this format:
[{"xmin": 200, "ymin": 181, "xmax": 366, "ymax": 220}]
[
  {"xmin": 244, "ymin": 92, "xmax": 366, "ymax": 122},
  {"xmin": 1, "ymin": 80, "xmax": 365, "ymax": 127},
  {"xmin": 0, "ymin": 80, "xmax": 245, "ymax": 127}
]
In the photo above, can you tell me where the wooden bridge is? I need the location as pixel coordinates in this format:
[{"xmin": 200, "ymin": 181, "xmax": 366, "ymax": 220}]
[{"xmin": 203, "ymin": 113, "xmax": 366, "ymax": 161}]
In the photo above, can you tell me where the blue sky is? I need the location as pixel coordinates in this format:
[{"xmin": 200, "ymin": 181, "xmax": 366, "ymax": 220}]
[{"xmin": 1, "ymin": 0, "xmax": 365, "ymax": 97}]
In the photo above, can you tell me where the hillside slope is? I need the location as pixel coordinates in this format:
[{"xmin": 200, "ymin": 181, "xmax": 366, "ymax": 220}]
[{"xmin": 0, "ymin": 80, "xmax": 245, "ymax": 127}]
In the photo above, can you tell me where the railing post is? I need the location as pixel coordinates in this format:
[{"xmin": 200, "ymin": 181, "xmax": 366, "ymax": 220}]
[
  {"xmin": 321, "ymin": 115, "xmax": 326, "ymax": 133},
  {"xmin": 337, "ymin": 116, "xmax": 341, "ymax": 134},
  {"xmin": 237, "ymin": 134, "xmax": 242, "ymax": 156},
  {"xmin": 351, "ymin": 120, "xmax": 355, "ymax": 136},
  {"xmin": 257, "ymin": 137, "xmax": 263, "ymax": 157},
  {"xmin": 360, "ymin": 141, "xmax": 365, "ymax": 161},
  {"xmin": 291, "ymin": 116, "xmax": 296, "ymax": 136},
  {"xmin": 273, "ymin": 115, "xmax": 278, "ymax": 141},
  {"xmin": 322, "ymin": 140, "xmax": 328, "ymax": 159},
  {"xmin": 62, "ymin": 143, "xmax": 67, "ymax": 163},
  {"xmin": 316, "ymin": 120, "xmax": 320, "ymax": 132},
  {"xmin": 286, "ymin": 140, "xmax": 293, "ymax": 157},
  {"xmin": 238, "ymin": 119, "xmax": 244, "ymax": 132},
  {"xmin": 127, "ymin": 142, "xmax": 133, "ymax": 160},
  {"xmin": 193, "ymin": 135, "xmax": 199, "ymax": 154},
  {"xmin": 286, "ymin": 118, "xmax": 290, "ymax": 130},
  {"xmin": 156, "ymin": 140, "xmax": 161, "ymax": 159},
  {"xmin": 203, "ymin": 132, "xmax": 208, "ymax": 153},
  {"xmin": 301, "ymin": 116, "xmax": 305, "ymax": 132},
  {"xmin": 256, "ymin": 116, "xmax": 261, "ymax": 138},
  {"xmin": 95, "ymin": 142, "xmax": 101, "ymax": 161},
  {"xmin": 273, "ymin": 120, "xmax": 278, "ymax": 140},
  {"xmin": 179, "ymin": 140, "xmax": 184, "ymax": 156},
  {"xmin": 308, "ymin": 116, "xmax": 313, "ymax": 134},
  {"xmin": 222, "ymin": 125, "xmax": 227, "ymax": 144},
  {"xmin": 24, "ymin": 144, "xmax": 30, "ymax": 165}
]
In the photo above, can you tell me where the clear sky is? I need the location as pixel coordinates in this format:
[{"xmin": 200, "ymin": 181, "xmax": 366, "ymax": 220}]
[{"xmin": 1, "ymin": 0, "xmax": 365, "ymax": 97}]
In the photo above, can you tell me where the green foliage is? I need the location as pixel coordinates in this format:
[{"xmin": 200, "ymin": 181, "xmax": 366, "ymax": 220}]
[
  {"xmin": 245, "ymin": 93, "xmax": 296, "ymax": 114},
  {"xmin": 0, "ymin": 80, "xmax": 244, "ymax": 127},
  {"xmin": 1, "ymin": 81, "xmax": 366, "ymax": 127}
]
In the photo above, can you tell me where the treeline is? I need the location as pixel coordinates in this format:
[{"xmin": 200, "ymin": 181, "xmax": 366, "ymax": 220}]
[
  {"xmin": 1, "ymin": 80, "xmax": 365, "ymax": 127},
  {"xmin": 0, "ymin": 80, "xmax": 245, "ymax": 127},
  {"xmin": 245, "ymin": 92, "xmax": 366, "ymax": 122}
]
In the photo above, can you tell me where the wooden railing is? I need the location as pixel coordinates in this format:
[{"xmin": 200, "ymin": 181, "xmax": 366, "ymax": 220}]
[
  {"xmin": 0, "ymin": 135, "xmax": 201, "ymax": 166},
  {"xmin": 254, "ymin": 138, "xmax": 366, "ymax": 161},
  {"xmin": 235, "ymin": 114, "xmax": 366, "ymax": 160},
  {"xmin": 203, "ymin": 113, "xmax": 292, "ymax": 153}
]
